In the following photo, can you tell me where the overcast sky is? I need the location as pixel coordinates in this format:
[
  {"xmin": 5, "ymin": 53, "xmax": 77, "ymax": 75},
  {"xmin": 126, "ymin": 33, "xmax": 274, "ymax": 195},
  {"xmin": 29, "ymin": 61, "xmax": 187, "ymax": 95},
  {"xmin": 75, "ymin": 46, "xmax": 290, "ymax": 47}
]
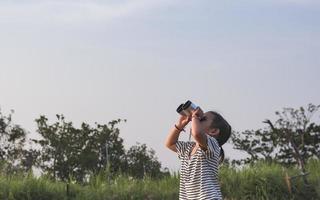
[{"xmin": 1, "ymin": 0, "xmax": 319, "ymax": 171}]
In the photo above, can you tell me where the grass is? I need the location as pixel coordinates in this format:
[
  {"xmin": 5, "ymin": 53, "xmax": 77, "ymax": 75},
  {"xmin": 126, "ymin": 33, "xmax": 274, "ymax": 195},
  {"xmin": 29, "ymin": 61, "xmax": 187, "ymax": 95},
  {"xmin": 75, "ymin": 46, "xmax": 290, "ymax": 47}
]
[{"xmin": 0, "ymin": 159, "xmax": 319, "ymax": 200}]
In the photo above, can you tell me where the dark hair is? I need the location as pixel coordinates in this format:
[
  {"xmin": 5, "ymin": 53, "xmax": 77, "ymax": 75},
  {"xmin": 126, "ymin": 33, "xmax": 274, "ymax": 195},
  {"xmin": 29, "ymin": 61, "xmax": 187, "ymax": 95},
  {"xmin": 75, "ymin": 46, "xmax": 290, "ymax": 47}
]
[{"xmin": 209, "ymin": 111, "xmax": 232, "ymax": 164}]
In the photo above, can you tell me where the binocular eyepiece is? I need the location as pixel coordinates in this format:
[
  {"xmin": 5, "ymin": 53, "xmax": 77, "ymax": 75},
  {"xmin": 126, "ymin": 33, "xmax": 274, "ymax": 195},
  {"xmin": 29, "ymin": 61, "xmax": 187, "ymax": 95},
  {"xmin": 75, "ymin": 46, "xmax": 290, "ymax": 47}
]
[{"xmin": 176, "ymin": 100, "xmax": 199, "ymax": 116}]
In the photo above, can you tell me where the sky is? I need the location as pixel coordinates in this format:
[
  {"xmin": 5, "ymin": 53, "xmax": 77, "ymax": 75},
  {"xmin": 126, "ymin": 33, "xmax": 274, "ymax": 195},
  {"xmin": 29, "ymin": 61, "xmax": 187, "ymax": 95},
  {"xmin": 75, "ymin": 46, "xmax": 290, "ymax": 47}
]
[{"xmin": 0, "ymin": 0, "xmax": 319, "ymax": 171}]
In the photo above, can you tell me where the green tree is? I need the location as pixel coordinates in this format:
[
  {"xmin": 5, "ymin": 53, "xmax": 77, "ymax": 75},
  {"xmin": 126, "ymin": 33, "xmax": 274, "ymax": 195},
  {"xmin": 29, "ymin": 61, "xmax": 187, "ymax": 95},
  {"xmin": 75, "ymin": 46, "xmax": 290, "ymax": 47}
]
[
  {"xmin": 0, "ymin": 109, "xmax": 27, "ymax": 174},
  {"xmin": 232, "ymin": 103, "xmax": 320, "ymax": 167},
  {"xmin": 34, "ymin": 114, "xmax": 126, "ymax": 183},
  {"xmin": 126, "ymin": 143, "xmax": 169, "ymax": 179}
]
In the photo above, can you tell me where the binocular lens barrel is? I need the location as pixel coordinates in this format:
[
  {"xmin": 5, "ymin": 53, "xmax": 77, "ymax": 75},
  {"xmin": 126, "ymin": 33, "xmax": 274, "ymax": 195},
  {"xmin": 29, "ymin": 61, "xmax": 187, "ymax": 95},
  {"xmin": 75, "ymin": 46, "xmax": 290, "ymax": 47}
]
[
  {"xmin": 176, "ymin": 100, "xmax": 198, "ymax": 116},
  {"xmin": 176, "ymin": 104, "xmax": 187, "ymax": 116}
]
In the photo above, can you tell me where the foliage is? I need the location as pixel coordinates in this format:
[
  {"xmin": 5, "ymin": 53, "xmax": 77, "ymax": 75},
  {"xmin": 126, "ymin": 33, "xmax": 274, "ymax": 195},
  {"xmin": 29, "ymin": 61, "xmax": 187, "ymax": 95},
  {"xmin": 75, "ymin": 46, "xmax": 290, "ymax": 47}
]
[
  {"xmin": 220, "ymin": 159, "xmax": 319, "ymax": 200},
  {"xmin": 0, "ymin": 109, "xmax": 31, "ymax": 174},
  {"xmin": 32, "ymin": 114, "xmax": 168, "ymax": 183},
  {"xmin": 0, "ymin": 160, "xmax": 319, "ymax": 200},
  {"xmin": 0, "ymin": 107, "xmax": 168, "ymax": 183},
  {"xmin": 126, "ymin": 143, "xmax": 169, "ymax": 179},
  {"xmin": 231, "ymin": 103, "xmax": 320, "ymax": 166},
  {"xmin": 33, "ymin": 114, "xmax": 127, "ymax": 183}
]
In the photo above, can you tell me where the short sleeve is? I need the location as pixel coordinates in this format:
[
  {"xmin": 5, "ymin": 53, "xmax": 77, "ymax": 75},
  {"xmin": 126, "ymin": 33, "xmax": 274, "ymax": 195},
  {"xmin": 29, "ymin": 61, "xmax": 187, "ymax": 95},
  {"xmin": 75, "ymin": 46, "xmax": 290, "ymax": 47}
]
[
  {"xmin": 175, "ymin": 141, "xmax": 192, "ymax": 159},
  {"xmin": 203, "ymin": 135, "xmax": 221, "ymax": 159}
]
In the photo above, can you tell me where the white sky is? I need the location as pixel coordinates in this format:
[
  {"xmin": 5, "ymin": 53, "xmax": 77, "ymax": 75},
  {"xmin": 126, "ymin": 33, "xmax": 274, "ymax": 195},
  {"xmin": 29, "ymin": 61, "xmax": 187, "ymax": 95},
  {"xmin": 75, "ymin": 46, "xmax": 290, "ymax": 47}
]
[{"xmin": 0, "ymin": 0, "xmax": 319, "ymax": 171}]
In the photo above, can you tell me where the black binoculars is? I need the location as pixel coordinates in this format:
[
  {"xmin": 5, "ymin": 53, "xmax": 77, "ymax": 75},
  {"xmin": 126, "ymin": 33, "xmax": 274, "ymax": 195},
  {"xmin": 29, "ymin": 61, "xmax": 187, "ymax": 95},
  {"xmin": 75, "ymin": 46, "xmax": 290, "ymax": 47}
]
[{"xmin": 176, "ymin": 100, "xmax": 199, "ymax": 116}]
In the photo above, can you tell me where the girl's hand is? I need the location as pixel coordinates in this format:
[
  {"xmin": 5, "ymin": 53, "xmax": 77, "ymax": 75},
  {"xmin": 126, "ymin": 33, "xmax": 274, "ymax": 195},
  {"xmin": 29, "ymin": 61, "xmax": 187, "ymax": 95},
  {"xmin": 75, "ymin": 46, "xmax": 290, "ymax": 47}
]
[
  {"xmin": 176, "ymin": 115, "xmax": 191, "ymax": 129},
  {"xmin": 192, "ymin": 107, "xmax": 204, "ymax": 119}
]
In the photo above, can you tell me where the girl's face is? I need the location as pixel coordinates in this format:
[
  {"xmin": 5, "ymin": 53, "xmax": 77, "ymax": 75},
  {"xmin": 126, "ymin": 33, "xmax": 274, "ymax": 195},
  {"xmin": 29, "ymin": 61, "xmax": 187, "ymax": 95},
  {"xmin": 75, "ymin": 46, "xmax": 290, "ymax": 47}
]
[{"xmin": 200, "ymin": 112, "xmax": 219, "ymax": 137}]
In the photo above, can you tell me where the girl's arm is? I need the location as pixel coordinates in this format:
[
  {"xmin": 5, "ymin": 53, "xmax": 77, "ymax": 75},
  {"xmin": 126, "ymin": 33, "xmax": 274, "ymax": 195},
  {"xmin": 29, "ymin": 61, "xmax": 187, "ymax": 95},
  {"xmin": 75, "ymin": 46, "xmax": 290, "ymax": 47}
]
[{"xmin": 165, "ymin": 115, "xmax": 191, "ymax": 152}]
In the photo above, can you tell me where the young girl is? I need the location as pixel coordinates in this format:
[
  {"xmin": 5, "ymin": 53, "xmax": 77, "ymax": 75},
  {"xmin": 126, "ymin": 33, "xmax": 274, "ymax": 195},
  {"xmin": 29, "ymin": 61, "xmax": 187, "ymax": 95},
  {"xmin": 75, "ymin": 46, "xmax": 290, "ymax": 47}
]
[{"xmin": 165, "ymin": 107, "xmax": 231, "ymax": 200}]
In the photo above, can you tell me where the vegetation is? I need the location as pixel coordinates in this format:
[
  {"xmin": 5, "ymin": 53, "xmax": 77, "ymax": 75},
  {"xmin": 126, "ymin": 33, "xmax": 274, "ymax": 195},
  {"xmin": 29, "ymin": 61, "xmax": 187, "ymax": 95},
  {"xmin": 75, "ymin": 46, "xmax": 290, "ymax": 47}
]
[
  {"xmin": 0, "ymin": 160, "xmax": 319, "ymax": 200},
  {"xmin": 231, "ymin": 103, "xmax": 320, "ymax": 186},
  {"xmin": 232, "ymin": 103, "xmax": 320, "ymax": 166},
  {"xmin": 220, "ymin": 159, "xmax": 320, "ymax": 200},
  {"xmin": 1, "ymin": 103, "xmax": 319, "ymax": 199},
  {"xmin": 0, "ymin": 110, "xmax": 168, "ymax": 183}
]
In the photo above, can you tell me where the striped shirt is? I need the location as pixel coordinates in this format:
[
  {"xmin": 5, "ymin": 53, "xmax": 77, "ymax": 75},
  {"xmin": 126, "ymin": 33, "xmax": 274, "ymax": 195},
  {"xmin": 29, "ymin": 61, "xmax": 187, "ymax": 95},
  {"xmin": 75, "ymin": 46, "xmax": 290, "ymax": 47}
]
[{"xmin": 176, "ymin": 135, "xmax": 222, "ymax": 200}]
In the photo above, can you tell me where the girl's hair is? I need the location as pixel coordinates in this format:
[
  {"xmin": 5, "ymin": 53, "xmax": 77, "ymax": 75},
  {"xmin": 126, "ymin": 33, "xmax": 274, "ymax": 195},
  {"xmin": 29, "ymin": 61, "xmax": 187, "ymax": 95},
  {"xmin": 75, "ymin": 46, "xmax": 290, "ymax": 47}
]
[{"xmin": 208, "ymin": 111, "xmax": 232, "ymax": 164}]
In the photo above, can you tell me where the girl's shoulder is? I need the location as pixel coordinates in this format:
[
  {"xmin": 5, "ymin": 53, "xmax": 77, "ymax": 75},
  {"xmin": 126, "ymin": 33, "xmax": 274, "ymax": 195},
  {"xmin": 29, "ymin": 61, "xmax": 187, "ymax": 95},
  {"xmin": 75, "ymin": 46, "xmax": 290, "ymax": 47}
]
[{"xmin": 207, "ymin": 135, "xmax": 219, "ymax": 146}]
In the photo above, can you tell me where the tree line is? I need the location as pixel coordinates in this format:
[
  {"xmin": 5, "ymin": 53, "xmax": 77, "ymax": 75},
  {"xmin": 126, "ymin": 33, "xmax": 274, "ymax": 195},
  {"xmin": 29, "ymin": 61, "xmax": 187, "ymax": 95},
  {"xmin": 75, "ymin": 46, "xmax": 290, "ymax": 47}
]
[
  {"xmin": 0, "ymin": 111, "xmax": 169, "ymax": 184},
  {"xmin": 230, "ymin": 103, "xmax": 320, "ymax": 188},
  {"xmin": 1, "ymin": 103, "xmax": 319, "ymax": 186},
  {"xmin": 231, "ymin": 103, "xmax": 320, "ymax": 165}
]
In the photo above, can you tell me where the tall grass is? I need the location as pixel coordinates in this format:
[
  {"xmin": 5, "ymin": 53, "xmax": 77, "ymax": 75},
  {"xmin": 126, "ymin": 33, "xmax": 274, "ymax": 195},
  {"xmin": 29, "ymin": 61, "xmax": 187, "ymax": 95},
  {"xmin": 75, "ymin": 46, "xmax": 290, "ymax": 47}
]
[
  {"xmin": 220, "ymin": 159, "xmax": 320, "ymax": 200},
  {"xmin": 0, "ymin": 160, "xmax": 319, "ymax": 200},
  {"xmin": 0, "ymin": 174, "xmax": 66, "ymax": 200}
]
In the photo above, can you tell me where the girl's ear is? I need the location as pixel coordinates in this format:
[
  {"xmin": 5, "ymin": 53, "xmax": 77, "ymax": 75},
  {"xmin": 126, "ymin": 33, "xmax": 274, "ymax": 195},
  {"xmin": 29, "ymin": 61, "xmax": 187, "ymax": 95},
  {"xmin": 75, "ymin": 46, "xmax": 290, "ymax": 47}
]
[{"xmin": 210, "ymin": 128, "xmax": 220, "ymax": 136}]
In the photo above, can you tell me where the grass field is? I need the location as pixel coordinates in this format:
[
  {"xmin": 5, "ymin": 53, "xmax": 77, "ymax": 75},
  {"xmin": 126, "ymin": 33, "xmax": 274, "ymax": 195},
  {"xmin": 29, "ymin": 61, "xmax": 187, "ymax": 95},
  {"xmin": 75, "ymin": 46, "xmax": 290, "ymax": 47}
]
[{"xmin": 0, "ymin": 159, "xmax": 319, "ymax": 200}]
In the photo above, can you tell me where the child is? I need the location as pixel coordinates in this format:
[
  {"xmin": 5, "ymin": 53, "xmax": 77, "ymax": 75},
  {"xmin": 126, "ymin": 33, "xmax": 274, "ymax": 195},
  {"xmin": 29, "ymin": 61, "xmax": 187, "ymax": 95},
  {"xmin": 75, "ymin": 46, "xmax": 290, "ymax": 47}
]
[{"xmin": 165, "ymin": 107, "xmax": 231, "ymax": 200}]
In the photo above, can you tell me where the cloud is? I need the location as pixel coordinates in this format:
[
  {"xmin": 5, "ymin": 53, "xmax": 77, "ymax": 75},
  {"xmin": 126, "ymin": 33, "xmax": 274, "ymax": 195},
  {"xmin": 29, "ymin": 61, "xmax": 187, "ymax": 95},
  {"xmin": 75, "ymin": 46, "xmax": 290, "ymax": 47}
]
[{"xmin": 0, "ymin": 0, "xmax": 177, "ymax": 23}]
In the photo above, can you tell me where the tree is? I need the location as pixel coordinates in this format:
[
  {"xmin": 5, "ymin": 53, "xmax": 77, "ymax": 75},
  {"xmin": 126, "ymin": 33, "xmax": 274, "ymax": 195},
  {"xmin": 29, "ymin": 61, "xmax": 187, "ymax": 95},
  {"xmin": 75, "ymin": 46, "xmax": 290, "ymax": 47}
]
[
  {"xmin": 0, "ymin": 109, "xmax": 27, "ymax": 174},
  {"xmin": 232, "ymin": 103, "xmax": 320, "ymax": 168},
  {"xmin": 34, "ymin": 114, "xmax": 126, "ymax": 183},
  {"xmin": 126, "ymin": 143, "xmax": 169, "ymax": 179},
  {"xmin": 0, "ymin": 108, "xmax": 169, "ymax": 181}
]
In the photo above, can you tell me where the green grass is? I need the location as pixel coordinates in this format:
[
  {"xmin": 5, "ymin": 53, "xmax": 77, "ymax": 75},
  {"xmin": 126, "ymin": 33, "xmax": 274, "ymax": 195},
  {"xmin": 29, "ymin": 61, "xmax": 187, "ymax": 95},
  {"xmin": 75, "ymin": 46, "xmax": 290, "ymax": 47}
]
[
  {"xmin": 220, "ymin": 160, "xmax": 320, "ymax": 200},
  {"xmin": 0, "ymin": 160, "xmax": 319, "ymax": 200}
]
